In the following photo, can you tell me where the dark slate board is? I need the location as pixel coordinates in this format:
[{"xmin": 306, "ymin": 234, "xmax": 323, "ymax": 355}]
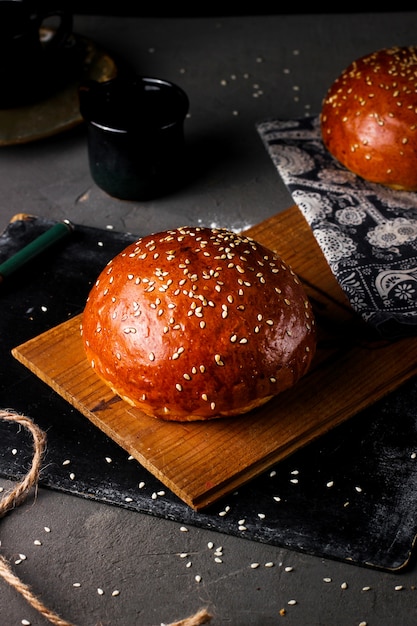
[{"xmin": 1, "ymin": 215, "xmax": 417, "ymax": 572}]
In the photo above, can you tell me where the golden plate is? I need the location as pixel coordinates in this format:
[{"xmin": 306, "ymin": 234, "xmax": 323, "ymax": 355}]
[{"xmin": 0, "ymin": 32, "xmax": 118, "ymax": 146}]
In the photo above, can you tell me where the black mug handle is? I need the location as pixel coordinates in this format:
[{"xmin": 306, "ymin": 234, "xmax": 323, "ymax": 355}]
[{"xmin": 38, "ymin": 3, "xmax": 73, "ymax": 49}]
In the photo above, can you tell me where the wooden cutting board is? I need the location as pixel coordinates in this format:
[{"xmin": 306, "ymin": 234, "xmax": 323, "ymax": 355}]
[{"xmin": 12, "ymin": 206, "xmax": 417, "ymax": 510}]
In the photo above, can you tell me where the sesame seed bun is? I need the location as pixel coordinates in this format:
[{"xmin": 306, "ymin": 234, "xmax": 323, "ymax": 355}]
[
  {"xmin": 321, "ymin": 46, "xmax": 417, "ymax": 191},
  {"xmin": 81, "ymin": 226, "xmax": 316, "ymax": 421}
]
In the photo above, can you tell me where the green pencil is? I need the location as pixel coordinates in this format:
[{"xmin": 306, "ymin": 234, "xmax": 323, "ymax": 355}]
[{"xmin": 0, "ymin": 220, "xmax": 74, "ymax": 283}]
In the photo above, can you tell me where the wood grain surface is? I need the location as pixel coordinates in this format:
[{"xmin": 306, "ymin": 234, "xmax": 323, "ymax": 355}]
[{"xmin": 12, "ymin": 206, "xmax": 417, "ymax": 510}]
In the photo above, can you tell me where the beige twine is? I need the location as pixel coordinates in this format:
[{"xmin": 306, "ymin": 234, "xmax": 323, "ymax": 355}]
[{"xmin": 0, "ymin": 409, "xmax": 212, "ymax": 626}]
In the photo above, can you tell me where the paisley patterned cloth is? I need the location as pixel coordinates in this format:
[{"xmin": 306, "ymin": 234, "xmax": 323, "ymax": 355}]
[{"xmin": 257, "ymin": 115, "xmax": 417, "ymax": 339}]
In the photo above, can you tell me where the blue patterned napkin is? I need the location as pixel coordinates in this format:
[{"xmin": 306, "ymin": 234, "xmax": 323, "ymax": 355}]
[{"xmin": 257, "ymin": 115, "xmax": 417, "ymax": 339}]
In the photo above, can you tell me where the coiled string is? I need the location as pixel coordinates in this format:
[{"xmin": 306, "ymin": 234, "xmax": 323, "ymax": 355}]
[{"xmin": 0, "ymin": 409, "xmax": 212, "ymax": 626}]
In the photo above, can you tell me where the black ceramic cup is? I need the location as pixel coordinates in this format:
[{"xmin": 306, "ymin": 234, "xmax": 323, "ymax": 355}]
[
  {"xmin": 0, "ymin": 0, "xmax": 73, "ymax": 108},
  {"xmin": 79, "ymin": 75, "xmax": 190, "ymax": 201}
]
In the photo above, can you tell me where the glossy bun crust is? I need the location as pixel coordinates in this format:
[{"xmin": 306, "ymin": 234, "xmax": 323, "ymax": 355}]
[
  {"xmin": 321, "ymin": 46, "xmax": 417, "ymax": 190},
  {"xmin": 81, "ymin": 227, "xmax": 316, "ymax": 421}
]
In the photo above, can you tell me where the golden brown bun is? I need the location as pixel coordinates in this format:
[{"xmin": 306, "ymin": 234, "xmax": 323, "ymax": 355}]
[
  {"xmin": 321, "ymin": 46, "xmax": 417, "ymax": 191},
  {"xmin": 81, "ymin": 227, "xmax": 316, "ymax": 421}
]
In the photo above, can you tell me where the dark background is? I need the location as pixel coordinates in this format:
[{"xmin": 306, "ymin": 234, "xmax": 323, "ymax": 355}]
[{"xmin": 70, "ymin": 5, "xmax": 413, "ymax": 16}]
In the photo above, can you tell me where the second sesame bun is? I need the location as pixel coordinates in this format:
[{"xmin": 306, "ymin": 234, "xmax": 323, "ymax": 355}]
[
  {"xmin": 320, "ymin": 46, "xmax": 417, "ymax": 191},
  {"xmin": 81, "ymin": 226, "xmax": 316, "ymax": 422}
]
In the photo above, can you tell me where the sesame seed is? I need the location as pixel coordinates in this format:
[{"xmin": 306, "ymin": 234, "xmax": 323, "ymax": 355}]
[{"xmin": 214, "ymin": 354, "xmax": 224, "ymax": 366}]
